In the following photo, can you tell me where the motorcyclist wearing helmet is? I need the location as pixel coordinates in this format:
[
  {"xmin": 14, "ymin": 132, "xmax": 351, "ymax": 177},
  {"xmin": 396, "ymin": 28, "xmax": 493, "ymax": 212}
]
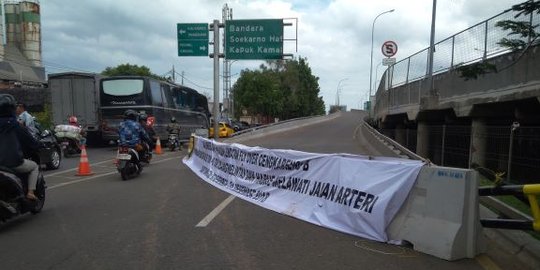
[
  {"xmin": 68, "ymin": 116, "xmax": 78, "ymax": 126},
  {"xmin": 0, "ymin": 94, "xmax": 41, "ymax": 200},
  {"xmin": 138, "ymin": 113, "xmax": 156, "ymax": 150},
  {"xmin": 139, "ymin": 114, "xmax": 156, "ymax": 140},
  {"xmin": 118, "ymin": 109, "xmax": 151, "ymax": 150},
  {"xmin": 68, "ymin": 115, "xmax": 87, "ymax": 147},
  {"xmin": 166, "ymin": 116, "xmax": 181, "ymax": 135}
]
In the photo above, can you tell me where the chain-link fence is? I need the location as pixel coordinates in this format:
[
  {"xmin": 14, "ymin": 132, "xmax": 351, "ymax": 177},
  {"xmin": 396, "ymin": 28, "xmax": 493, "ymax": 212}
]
[
  {"xmin": 380, "ymin": 124, "xmax": 540, "ymax": 184},
  {"xmin": 387, "ymin": 6, "xmax": 538, "ymax": 88}
]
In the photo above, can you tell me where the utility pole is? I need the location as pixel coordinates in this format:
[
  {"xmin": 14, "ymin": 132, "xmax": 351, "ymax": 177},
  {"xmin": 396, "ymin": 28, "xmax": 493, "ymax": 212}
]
[
  {"xmin": 211, "ymin": 20, "xmax": 221, "ymax": 139},
  {"xmin": 427, "ymin": 0, "xmax": 437, "ymax": 94},
  {"xmin": 222, "ymin": 4, "xmax": 233, "ymax": 119},
  {"xmin": 172, "ymin": 65, "xmax": 175, "ymax": 82}
]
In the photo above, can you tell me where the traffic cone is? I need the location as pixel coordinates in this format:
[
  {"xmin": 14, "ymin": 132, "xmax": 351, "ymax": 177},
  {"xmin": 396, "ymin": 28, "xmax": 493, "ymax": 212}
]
[
  {"xmin": 76, "ymin": 145, "xmax": 94, "ymax": 176},
  {"xmin": 155, "ymin": 137, "xmax": 163, "ymax": 155}
]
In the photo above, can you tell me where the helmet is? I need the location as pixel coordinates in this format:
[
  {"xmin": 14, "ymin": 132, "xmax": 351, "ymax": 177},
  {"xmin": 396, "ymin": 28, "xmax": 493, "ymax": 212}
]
[
  {"xmin": 0, "ymin": 94, "xmax": 16, "ymax": 117},
  {"xmin": 124, "ymin": 109, "xmax": 138, "ymax": 120},
  {"xmin": 170, "ymin": 117, "xmax": 176, "ymax": 123},
  {"xmin": 69, "ymin": 115, "xmax": 78, "ymax": 125},
  {"xmin": 139, "ymin": 114, "xmax": 148, "ymax": 121}
]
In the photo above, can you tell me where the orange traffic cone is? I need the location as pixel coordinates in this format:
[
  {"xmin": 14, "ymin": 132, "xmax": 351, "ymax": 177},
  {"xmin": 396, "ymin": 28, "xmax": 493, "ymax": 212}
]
[
  {"xmin": 76, "ymin": 145, "xmax": 94, "ymax": 176},
  {"xmin": 155, "ymin": 137, "xmax": 163, "ymax": 155}
]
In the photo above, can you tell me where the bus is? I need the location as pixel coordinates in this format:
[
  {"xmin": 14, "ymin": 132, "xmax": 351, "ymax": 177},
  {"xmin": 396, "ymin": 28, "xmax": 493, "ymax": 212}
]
[{"xmin": 99, "ymin": 76, "xmax": 211, "ymax": 144}]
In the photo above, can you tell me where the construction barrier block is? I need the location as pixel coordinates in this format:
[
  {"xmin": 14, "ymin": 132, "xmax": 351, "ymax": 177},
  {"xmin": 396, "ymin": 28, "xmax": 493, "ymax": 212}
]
[{"xmin": 387, "ymin": 166, "xmax": 485, "ymax": 260}]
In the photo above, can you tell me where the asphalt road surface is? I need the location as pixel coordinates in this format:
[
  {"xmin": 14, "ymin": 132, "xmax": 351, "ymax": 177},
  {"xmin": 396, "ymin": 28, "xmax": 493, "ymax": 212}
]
[{"xmin": 0, "ymin": 111, "xmax": 532, "ymax": 270}]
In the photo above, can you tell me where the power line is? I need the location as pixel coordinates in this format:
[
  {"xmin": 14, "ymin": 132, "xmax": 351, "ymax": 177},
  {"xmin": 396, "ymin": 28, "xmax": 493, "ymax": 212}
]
[
  {"xmin": 174, "ymin": 70, "xmax": 212, "ymax": 90},
  {"xmin": 0, "ymin": 49, "xmax": 215, "ymax": 91}
]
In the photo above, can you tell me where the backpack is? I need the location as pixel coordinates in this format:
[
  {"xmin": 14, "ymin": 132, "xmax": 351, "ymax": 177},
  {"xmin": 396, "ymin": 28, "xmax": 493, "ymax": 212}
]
[{"xmin": 0, "ymin": 124, "xmax": 24, "ymax": 167}]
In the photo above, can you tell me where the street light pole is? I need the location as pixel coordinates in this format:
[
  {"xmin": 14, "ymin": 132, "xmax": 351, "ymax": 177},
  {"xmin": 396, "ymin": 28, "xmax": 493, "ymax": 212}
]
[
  {"xmin": 369, "ymin": 9, "xmax": 394, "ymax": 101},
  {"xmin": 427, "ymin": 0, "xmax": 437, "ymax": 94},
  {"xmin": 336, "ymin": 78, "xmax": 348, "ymax": 106},
  {"xmin": 373, "ymin": 61, "xmax": 383, "ymax": 91},
  {"xmin": 222, "ymin": 4, "xmax": 233, "ymax": 119}
]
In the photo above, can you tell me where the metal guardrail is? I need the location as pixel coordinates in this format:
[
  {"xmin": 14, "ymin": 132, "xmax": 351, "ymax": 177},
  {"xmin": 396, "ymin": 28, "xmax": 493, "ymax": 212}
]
[
  {"xmin": 230, "ymin": 115, "xmax": 324, "ymax": 138},
  {"xmin": 365, "ymin": 121, "xmax": 540, "ymax": 231},
  {"xmin": 379, "ymin": 5, "xmax": 538, "ymax": 90},
  {"xmin": 362, "ymin": 121, "xmax": 426, "ymax": 161}
]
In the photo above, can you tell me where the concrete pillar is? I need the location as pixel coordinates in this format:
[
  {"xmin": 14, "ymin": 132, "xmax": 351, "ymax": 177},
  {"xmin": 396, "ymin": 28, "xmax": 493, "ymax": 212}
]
[
  {"xmin": 416, "ymin": 121, "xmax": 430, "ymax": 159},
  {"xmin": 469, "ymin": 118, "xmax": 487, "ymax": 168},
  {"xmin": 395, "ymin": 124, "xmax": 407, "ymax": 147}
]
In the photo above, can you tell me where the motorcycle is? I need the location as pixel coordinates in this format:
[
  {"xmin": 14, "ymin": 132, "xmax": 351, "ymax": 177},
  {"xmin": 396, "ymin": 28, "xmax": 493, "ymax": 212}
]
[
  {"xmin": 0, "ymin": 155, "xmax": 46, "ymax": 222},
  {"xmin": 168, "ymin": 133, "xmax": 180, "ymax": 151},
  {"xmin": 56, "ymin": 136, "xmax": 81, "ymax": 158},
  {"xmin": 116, "ymin": 145, "xmax": 142, "ymax": 180},
  {"xmin": 54, "ymin": 124, "xmax": 82, "ymax": 158},
  {"xmin": 140, "ymin": 141, "xmax": 152, "ymax": 163}
]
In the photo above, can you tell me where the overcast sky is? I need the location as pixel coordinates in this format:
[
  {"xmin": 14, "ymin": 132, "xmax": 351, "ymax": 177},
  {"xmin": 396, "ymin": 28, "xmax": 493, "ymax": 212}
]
[{"xmin": 41, "ymin": 0, "xmax": 522, "ymax": 112}]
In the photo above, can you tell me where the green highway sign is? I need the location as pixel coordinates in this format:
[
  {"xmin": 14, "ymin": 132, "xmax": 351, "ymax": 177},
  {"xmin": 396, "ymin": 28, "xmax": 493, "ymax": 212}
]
[
  {"xmin": 177, "ymin": 23, "xmax": 209, "ymax": 57},
  {"xmin": 364, "ymin": 101, "xmax": 371, "ymax": 110},
  {"xmin": 225, "ymin": 19, "xmax": 283, "ymax": 60}
]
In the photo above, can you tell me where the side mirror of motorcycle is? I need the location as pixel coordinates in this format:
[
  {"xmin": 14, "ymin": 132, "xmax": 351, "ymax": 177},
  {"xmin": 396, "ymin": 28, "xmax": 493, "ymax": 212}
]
[{"xmin": 41, "ymin": 130, "xmax": 50, "ymax": 138}]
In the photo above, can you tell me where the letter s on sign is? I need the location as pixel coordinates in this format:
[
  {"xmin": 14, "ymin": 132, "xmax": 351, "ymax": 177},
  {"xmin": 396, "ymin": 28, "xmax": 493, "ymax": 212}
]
[{"xmin": 381, "ymin": 41, "xmax": 398, "ymax": 57}]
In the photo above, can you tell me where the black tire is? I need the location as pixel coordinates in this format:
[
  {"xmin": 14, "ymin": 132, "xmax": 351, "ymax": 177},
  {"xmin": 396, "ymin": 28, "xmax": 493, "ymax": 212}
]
[
  {"xmin": 120, "ymin": 168, "xmax": 129, "ymax": 181},
  {"xmin": 46, "ymin": 148, "xmax": 62, "ymax": 170},
  {"xmin": 137, "ymin": 163, "xmax": 142, "ymax": 175},
  {"xmin": 31, "ymin": 175, "xmax": 46, "ymax": 214}
]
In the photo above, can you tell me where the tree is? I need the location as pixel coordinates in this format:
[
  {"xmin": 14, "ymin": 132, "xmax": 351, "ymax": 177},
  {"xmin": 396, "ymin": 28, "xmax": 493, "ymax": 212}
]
[
  {"xmin": 496, "ymin": 0, "xmax": 540, "ymax": 51},
  {"xmin": 233, "ymin": 69, "xmax": 283, "ymax": 121},
  {"xmin": 101, "ymin": 63, "xmax": 167, "ymax": 80},
  {"xmin": 233, "ymin": 56, "xmax": 325, "ymax": 121}
]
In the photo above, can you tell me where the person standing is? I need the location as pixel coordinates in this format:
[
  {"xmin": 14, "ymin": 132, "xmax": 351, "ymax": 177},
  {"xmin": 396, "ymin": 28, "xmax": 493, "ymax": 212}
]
[{"xmin": 16, "ymin": 102, "xmax": 38, "ymax": 136}]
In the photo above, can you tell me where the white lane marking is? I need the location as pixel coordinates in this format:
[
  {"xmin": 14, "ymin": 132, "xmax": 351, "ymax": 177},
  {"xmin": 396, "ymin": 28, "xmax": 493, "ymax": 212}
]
[
  {"xmin": 196, "ymin": 195, "xmax": 236, "ymax": 227},
  {"xmin": 45, "ymin": 152, "xmax": 175, "ymax": 177},
  {"xmin": 48, "ymin": 171, "xmax": 117, "ymax": 189},
  {"xmin": 48, "ymin": 156, "xmax": 181, "ymax": 190},
  {"xmin": 45, "ymin": 159, "xmax": 116, "ymax": 177}
]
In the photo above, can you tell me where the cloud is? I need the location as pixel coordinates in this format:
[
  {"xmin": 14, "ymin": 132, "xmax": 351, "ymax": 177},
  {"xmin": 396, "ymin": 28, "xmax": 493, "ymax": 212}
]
[{"xmin": 40, "ymin": 0, "xmax": 523, "ymax": 110}]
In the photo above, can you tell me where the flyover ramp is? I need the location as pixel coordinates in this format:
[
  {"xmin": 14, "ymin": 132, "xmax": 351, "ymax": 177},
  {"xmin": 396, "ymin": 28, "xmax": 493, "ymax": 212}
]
[{"xmin": 196, "ymin": 111, "xmax": 486, "ymax": 261}]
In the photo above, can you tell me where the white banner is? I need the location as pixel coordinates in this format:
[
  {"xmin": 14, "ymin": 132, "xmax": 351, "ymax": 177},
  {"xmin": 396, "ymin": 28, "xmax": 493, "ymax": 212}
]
[{"xmin": 183, "ymin": 136, "xmax": 424, "ymax": 242}]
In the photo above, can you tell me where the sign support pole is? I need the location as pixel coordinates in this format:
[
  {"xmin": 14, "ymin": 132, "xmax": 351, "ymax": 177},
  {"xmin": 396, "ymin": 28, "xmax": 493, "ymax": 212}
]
[{"xmin": 212, "ymin": 19, "xmax": 220, "ymax": 140}]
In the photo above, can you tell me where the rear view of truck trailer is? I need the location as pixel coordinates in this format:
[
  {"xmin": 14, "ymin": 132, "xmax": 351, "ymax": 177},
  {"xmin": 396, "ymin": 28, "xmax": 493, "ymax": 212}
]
[{"xmin": 49, "ymin": 72, "xmax": 105, "ymax": 145}]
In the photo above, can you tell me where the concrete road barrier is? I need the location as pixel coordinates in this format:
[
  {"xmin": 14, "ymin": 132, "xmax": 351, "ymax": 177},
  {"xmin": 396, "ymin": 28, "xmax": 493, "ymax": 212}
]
[{"xmin": 387, "ymin": 166, "xmax": 485, "ymax": 260}]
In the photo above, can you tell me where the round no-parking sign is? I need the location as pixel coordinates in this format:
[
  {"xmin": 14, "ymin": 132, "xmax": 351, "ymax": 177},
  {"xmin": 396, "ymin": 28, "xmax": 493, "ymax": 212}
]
[{"xmin": 381, "ymin": 41, "xmax": 398, "ymax": 57}]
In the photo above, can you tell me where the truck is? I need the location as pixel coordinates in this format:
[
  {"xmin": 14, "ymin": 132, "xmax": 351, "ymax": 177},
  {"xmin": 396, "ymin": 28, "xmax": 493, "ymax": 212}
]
[{"xmin": 49, "ymin": 72, "xmax": 105, "ymax": 145}]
